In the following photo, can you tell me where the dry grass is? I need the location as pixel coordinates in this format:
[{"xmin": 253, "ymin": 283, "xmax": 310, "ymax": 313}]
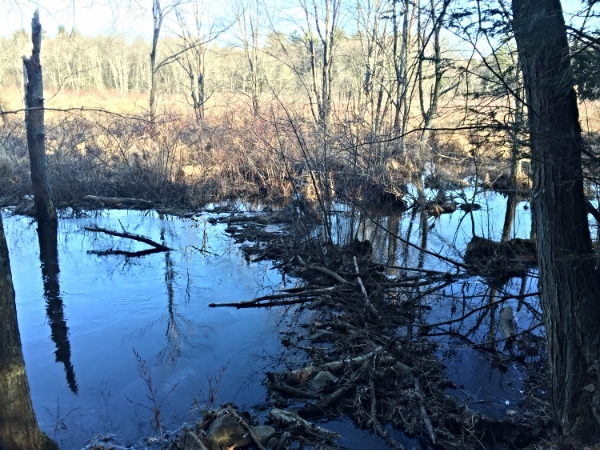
[{"xmin": 5, "ymin": 86, "xmax": 592, "ymax": 209}]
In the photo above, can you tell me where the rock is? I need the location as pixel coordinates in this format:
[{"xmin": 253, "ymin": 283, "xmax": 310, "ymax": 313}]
[
  {"xmin": 206, "ymin": 414, "xmax": 249, "ymax": 448},
  {"xmin": 252, "ymin": 425, "xmax": 276, "ymax": 445},
  {"xmin": 310, "ymin": 371, "xmax": 337, "ymax": 392},
  {"xmin": 177, "ymin": 430, "xmax": 208, "ymax": 450}
]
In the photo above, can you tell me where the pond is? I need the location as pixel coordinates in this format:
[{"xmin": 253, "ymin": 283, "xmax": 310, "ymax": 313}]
[{"xmin": 5, "ymin": 189, "xmax": 540, "ymax": 449}]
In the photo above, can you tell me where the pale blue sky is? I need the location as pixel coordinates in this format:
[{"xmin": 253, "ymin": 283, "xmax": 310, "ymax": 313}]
[
  {"xmin": 0, "ymin": 0, "xmax": 596, "ymax": 40},
  {"xmin": 0, "ymin": 0, "xmax": 313, "ymax": 41}
]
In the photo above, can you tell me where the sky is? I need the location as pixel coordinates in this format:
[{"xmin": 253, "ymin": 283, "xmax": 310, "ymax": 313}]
[
  {"xmin": 0, "ymin": 0, "xmax": 227, "ymax": 38},
  {"xmin": 0, "ymin": 0, "xmax": 313, "ymax": 40},
  {"xmin": 0, "ymin": 0, "xmax": 595, "ymax": 40}
]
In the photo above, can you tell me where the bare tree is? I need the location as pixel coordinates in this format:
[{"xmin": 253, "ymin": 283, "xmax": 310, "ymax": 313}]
[
  {"xmin": 300, "ymin": 0, "xmax": 342, "ymax": 127},
  {"xmin": 175, "ymin": 2, "xmax": 226, "ymax": 122},
  {"xmin": 233, "ymin": 0, "xmax": 263, "ymax": 116},
  {"xmin": 22, "ymin": 10, "xmax": 56, "ymax": 223}
]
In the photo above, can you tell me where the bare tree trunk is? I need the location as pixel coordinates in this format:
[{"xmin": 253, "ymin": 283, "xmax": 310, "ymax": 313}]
[
  {"xmin": 0, "ymin": 214, "xmax": 53, "ymax": 450},
  {"xmin": 512, "ymin": 0, "xmax": 600, "ymax": 439},
  {"xmin": 149, "ymin": 0, "xmax": 163, "ymax": 119},
  {"xmin": 23, "ymin": 11, "xmax": 56, "ymax": 224}
]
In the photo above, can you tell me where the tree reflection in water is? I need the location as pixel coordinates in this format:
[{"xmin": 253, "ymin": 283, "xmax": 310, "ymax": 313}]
[{"xmin": 37, "ymin": 220, "xmax": 78, "ymax": 393}]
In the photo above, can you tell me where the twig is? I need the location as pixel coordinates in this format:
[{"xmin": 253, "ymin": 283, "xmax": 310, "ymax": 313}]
[
  {"xmin": 363, "ymin": 382, "xmax": 404, "ymax": 450},
  {"xmin": 386, "ymin": 265, "xmax": 453, "ymax": 276},
  {"xmin": 285, "ymin": 347, "xmax": 395, "ymax": 385}
]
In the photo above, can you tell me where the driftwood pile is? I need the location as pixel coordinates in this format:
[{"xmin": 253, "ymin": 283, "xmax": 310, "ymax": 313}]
[{"xmin": 207, "ymin": 210, "xmax": 549, "ymax": 449}]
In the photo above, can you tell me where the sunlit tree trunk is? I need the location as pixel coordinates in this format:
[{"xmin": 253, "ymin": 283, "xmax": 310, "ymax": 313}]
[
  {"xmin": 0, "ymin": 214, "xmax": 50, "ymax": 450},
  {"xmin": 23, "ymin": 11, "xmax": 56, "ymax": 224},
  {"xmin": 512, "ymin": 0, "xmax": 600, "ymax": 439}
]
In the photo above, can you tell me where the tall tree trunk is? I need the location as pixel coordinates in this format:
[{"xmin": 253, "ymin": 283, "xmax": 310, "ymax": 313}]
[
  {"xmin": 512, "ymin": 0, "xmax": 600, "ymax": 439},
  {"xmin": 0, "ymin": 214, "xmax": 51, "ymax": 450},
  {"xmin": 23, "ymin": 11, "xmax": 56, "ymax": 224},
  {"xmin": 150, "ymin": 0, "xmax": 163, "ymax": 119}
]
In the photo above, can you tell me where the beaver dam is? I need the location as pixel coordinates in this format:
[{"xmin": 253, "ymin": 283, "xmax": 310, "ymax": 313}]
[{"xmin": 5, "ymin": 188, "xmax": 549, "ymax": 450}]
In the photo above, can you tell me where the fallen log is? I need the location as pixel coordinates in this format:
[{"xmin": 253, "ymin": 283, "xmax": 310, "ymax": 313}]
[
  {"xmin": 84, "ymin": 226, "xmax": 171, "ymax": 251},
  {"xmin": 88, "ymin": 248, "xmax": 164, "ymax": 258},
  {"xmin": 84, "ymin": 195, "xmax": 153, "ymax": 206}
]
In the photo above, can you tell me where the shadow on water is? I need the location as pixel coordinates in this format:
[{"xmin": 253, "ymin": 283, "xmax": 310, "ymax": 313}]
[{"xmin": 37, "ymin": 219, "xmax": 78, "ymax": 394}]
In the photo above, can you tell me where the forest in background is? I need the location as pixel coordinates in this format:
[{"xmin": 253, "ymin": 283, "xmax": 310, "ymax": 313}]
[
  {"xmin": 0, "ymin": 0, "xmax": 598, "ymax": 221},
  {"xmin": 3, "ymin": 0, "xmax": 600, "ymax": 448},
  {"xmin": 0, "ymin": 0, "xmax": 571, "ymax": 212}
]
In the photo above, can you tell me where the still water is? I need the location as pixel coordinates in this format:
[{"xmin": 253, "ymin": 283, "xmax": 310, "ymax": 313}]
[
  {"xmin": 5, "ymin": 190, "xmax": 538, "ymax": 449},
  {"xmin": 7, "ymin": 208, "xmax": 293, "ymax": 448}
]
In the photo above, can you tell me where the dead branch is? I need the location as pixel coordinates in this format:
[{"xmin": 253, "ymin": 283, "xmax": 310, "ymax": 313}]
[
  {"xmin": 353, "ymin": 256, "xmax": 379, "ymax": 317},
  {"xmin": 414, "ymin": 379, "xmax": 436, "ymax": 445},
  {"xmin": 296, "ymin": 255, "xmax": 348, "ymax": 283},
  {"xmin": 84, "ymin": 226, "xmax": 171, "ymax": 251},
  {"xmin": 270, "ymin": 408, "xmax": 341, "ymax": 439},
  {"xmin": 208, "ymin": 286, "xmax": 338, "ymax": 308}
]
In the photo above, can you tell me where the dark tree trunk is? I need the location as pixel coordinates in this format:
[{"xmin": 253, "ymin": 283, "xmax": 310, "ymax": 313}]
[
  {"xmin": 512, "ymin": 0, "xmax": 600, "ymax": 439},
  {"xmin": 0, "ymin": 214, "xmax": 47, "ymax": 450},
  {"xmin": 22, "ymin": 11, "xmax": 56, "ymax": 224}
]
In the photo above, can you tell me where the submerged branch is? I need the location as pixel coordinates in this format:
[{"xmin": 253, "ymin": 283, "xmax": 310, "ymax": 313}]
[{"xmin": 84, "ymin": 226, "xmax": 171, "ymax": 251}]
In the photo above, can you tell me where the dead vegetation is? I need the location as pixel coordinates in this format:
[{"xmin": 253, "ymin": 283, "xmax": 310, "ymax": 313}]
[
  {"xmin": 197, "ymin": 207, "xmax": 550, "ymax": 450},
  {"xmin": 0, "ymin": 100, "xmax": 534, "ymax": 216}
]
